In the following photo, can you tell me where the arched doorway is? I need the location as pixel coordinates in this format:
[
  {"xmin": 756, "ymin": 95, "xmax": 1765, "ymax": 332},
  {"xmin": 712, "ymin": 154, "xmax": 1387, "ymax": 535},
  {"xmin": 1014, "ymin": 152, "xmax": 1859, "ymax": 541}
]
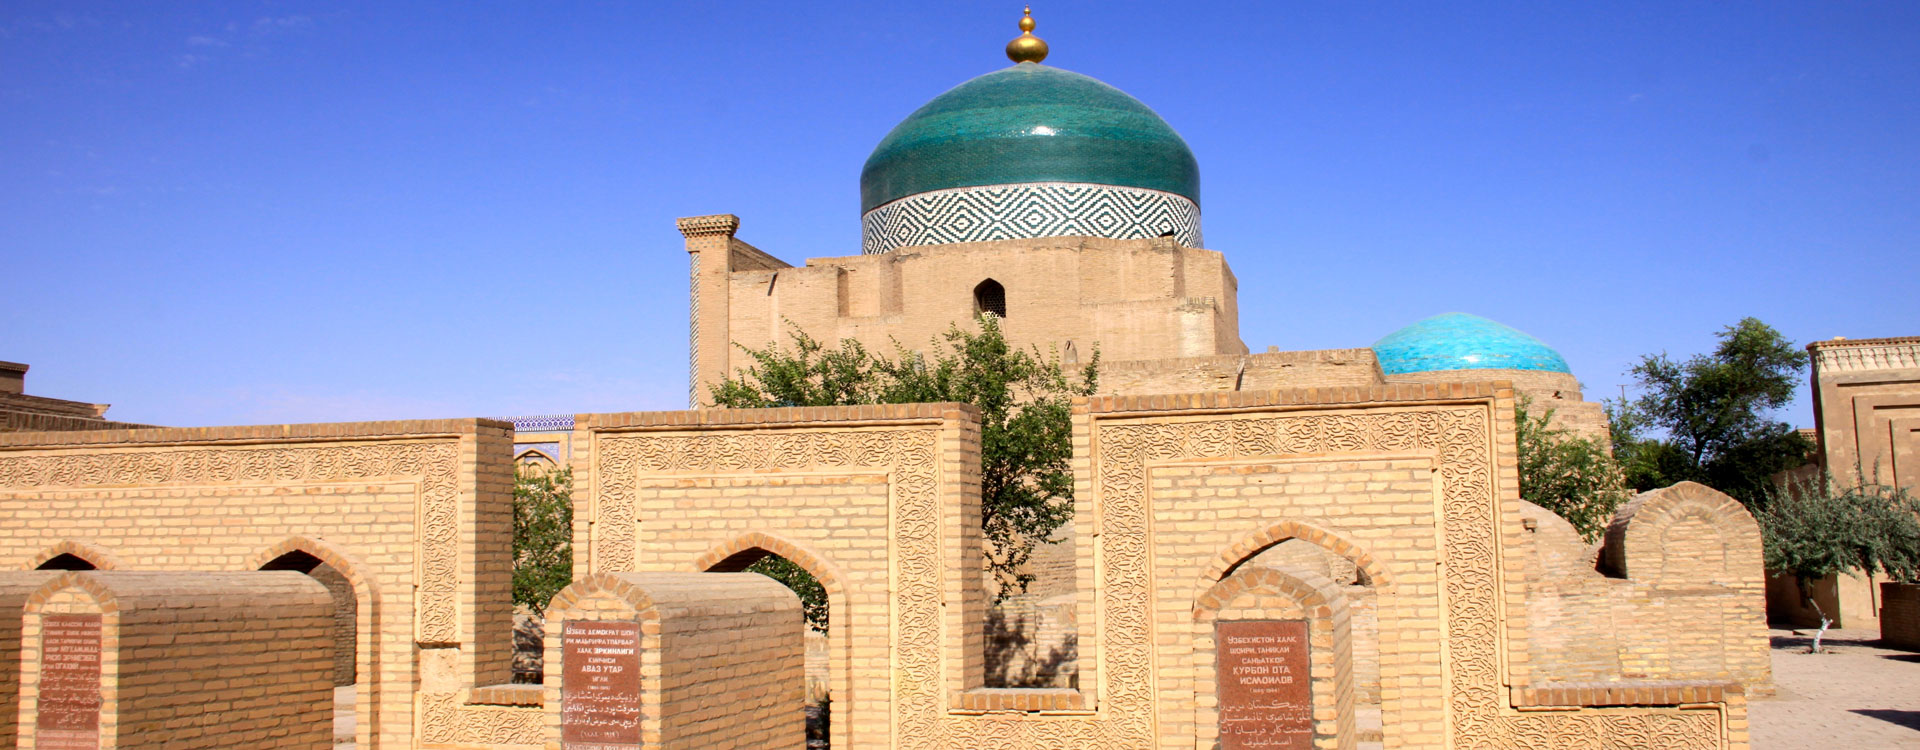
[
  {"xmin": 260, "ymin": 549, "xmax": 360, "ymax": 747},
  {"xmin": 1234, "ymin": 537, "xmax": 1384, "ymax": 746},
  {"xmin": 702, "ymin": 543, "xmax": 837, "ymax": 750}
]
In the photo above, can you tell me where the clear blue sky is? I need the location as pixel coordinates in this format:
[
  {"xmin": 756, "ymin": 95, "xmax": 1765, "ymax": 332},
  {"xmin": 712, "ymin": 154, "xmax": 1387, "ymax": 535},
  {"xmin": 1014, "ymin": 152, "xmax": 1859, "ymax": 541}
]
[{"xmin": 4, "ymin": 2, "xmax": 1915, "ymax": 428}]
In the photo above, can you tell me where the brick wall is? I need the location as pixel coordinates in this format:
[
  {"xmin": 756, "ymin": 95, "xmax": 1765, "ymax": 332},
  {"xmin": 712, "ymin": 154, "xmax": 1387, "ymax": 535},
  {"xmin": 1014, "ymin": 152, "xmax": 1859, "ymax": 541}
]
[
  {"xmin": 543, "ymin": 572, "xmax": 804, "ymax": 749},
  {"xmin": 685, "ymin": 228, "xmax": 1250, "ymax": 401},
  {"xmin": 1516, "ymin": 483, "xmax": 1771, "ymax": 694},
  {"xmin": 18, "ymin": 571, "xmax": 332, "ymax": 749},
  {"xmin": 0, "ymin": 419, "xmax": 522, "ymax": 750},
  {"xmin": 1883, "ymin": 582, "xmax": 1920, "ymax": 650},
  {"xmin": 0, "ymin": 572, "xmax": 57, "ymax": 748},
  {"xmin": 573, "ymin": 403, "xmax": 982, "ymax": 750}
]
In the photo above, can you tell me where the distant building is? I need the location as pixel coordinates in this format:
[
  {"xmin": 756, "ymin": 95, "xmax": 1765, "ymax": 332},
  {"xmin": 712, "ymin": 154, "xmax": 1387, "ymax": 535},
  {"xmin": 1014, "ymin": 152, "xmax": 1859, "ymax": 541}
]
[{"xmin": 0, "ymin": 361, "xmax": 147, "ymax": 433}]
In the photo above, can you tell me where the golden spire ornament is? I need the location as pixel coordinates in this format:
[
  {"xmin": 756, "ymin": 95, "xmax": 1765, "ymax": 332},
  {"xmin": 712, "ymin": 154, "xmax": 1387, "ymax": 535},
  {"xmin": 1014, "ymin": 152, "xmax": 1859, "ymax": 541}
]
[{"xmin": 1005, "ymin": 6, "xmax": 1048, "ymax": 64}]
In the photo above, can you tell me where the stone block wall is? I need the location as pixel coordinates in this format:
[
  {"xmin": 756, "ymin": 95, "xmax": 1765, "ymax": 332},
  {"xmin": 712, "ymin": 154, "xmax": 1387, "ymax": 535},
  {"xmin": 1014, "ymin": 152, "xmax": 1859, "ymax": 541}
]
[
  {"xmin": 1883, "ymin": 582, "xmax": 1920, "ymax": 650},
  {"xmin": 543, "ymin": 572, "xmax": 804, "ymax": 749},
  {"xmin": 17, "ymin": 571, "xmax": 333, "ymax": 750}
]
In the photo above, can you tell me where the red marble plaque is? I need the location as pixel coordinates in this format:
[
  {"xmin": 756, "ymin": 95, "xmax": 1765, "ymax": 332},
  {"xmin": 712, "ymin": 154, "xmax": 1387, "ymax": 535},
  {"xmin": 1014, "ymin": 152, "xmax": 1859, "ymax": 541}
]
[
  {"xmin": 36, "ymin": 614, "xmax": 102, "ymax": 750},
  {"xmin": 561, "ymin": 620, "xmax": 642, "ymax": 749},
  {"xmin": 1217, "ymin": 619, "xmax": 1313, "ymax": 750}
]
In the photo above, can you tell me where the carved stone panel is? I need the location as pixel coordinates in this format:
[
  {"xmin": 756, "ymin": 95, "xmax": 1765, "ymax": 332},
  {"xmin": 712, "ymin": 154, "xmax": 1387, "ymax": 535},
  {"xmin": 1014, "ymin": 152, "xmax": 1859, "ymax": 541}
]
[
  {"xmin": 37, "ymin": 613, "xmax": 102, "ymax": 750},
  {"xmin": 561, "ymin": 620, "xmax": 642, "ymax": 748},
  {"xmin": 1217, "ymin": 619, "xmax": 1312, "ymax": 750}
]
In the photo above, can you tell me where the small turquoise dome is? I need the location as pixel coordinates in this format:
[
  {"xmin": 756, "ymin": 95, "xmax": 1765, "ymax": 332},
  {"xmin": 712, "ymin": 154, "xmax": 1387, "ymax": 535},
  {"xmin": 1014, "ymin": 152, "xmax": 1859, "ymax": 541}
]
[
  {"xmin": 860, "ymin": 64, "xmax": 1199, "ymax": 213},
  {"xmin": 1373, "ymin": 313, "xmax": 1572, "ymax": 375}
]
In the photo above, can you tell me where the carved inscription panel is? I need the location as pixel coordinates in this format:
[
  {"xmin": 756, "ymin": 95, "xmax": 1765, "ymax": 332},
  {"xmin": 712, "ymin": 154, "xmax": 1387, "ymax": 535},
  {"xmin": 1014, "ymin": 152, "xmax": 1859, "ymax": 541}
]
[
  {"xmin": 38, "ymin": 614, "xmax": 103, "ymax": 750},
  {"xmin": 1217, "ymin": 620, "xmax": 1312, "ymax": 750},
  {"xmin": 561, "ymin": 621, "xmax": 642, "ymax": 749}
]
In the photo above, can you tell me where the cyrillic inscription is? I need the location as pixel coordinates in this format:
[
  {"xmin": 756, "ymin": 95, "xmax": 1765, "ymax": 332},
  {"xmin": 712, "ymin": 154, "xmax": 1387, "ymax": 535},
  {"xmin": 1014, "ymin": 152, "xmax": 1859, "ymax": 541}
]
[
  {"xmin": 1217, "ymin": 619, "xmax": 1312, "ymax": 750},
  {"xmin": 561, "ymin": 620, "xmax": 642, "ymax": 750},
  {"xmin": 37, "ymin": 614, "xmax": 102, "ymax": 750}
]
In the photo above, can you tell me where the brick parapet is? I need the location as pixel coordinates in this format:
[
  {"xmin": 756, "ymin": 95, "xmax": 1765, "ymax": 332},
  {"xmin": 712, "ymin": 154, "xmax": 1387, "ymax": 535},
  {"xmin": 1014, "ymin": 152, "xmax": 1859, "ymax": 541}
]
[
  {"xmin": 1510, "ymin": 679, "xmax": 1743, "ymax": 709},
  {"xmin": 574, "ymin": 402, "xmax": 978, "ymax": 431},
  {"xmin": 0, "ymin": 417, "xmax": 511, "ymax": 448},
  {"xmin": 1, "ymin": 411, "xmax": 152, "ymax": 434},
  {"xmin": 1075, "ymin": 380, "xmax": 1513, "ymax": 415}
]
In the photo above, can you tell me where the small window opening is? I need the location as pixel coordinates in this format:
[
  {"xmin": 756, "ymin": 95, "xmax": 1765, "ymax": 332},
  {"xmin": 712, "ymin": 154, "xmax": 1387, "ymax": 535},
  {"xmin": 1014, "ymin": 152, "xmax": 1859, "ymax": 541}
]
[{"xmin": 974, "ymin": 279, "xmax": 1006, "ymax": 318}]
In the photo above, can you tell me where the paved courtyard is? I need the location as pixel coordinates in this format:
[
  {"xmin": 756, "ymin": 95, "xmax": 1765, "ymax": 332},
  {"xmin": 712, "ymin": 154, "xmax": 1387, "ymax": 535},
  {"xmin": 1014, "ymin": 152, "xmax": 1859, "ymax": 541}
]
[{"xmin": 1753, "ymin": 627, "xmax": 1920, "ymax": 748}]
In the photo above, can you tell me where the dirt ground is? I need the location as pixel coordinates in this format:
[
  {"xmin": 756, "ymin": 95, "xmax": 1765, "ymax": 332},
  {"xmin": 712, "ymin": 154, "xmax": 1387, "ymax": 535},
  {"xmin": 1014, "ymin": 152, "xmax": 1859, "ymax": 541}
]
[{"xmin": 1752, "ymin": 627, "xmax": 1920, "ymax": 748}]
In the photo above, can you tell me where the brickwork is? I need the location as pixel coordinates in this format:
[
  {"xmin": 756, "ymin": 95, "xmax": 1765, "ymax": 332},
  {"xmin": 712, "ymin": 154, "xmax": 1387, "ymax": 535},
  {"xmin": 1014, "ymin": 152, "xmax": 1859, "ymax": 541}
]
[
  {"xmin": 571, "ymin": 384, "xmax": 1745, "ymax": 750},
  {"xmin": 0, "ymin": 362, "xmax": 145, "ymax": 433},
  {"xmin": 1195, "ymin": 565, "xmax": 1356, "ymax": 750},
  {"xmin": 17, "ymin": 571, "xmax": 333, "ymax": 749},
  {"xmin": 1808, "ymin": 336, "xmax": 1920, "ymax": 489},
  {"xmin": 1515, "ymin": 482, "xmax": 1771, "ymax": 696},
  {"xmin": 1098, "ymin": 348, "xmax": 1380, "ymax": 397},
  {"xmin": 574, "ymin": 403, "xmax": 983, "ymax": 750},
  {"xmin": 1882, "ymin": 582, "xmax": 1920, "ymax": 650},
  {"xmin": 679, "ymin": 226, "xmax": 1247, "ymax": 403},
  {"xmin": 0, "ymin": 572, "xmax": 57, "ymax": 748},
  {"xmin": 0, "ymin": 419, "xmax": 525, "ymax": 750},
  {"xmin": 543, "ymin": 572, "xmax": 804, "ymax": 749}
]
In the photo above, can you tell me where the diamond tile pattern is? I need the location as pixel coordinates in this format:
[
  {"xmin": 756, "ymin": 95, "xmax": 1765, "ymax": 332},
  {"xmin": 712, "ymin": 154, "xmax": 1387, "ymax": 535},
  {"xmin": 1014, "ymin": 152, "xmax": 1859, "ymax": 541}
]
[{"xmin": 860, "ymin": 182, "xmax": 1201, "ymax": 254}]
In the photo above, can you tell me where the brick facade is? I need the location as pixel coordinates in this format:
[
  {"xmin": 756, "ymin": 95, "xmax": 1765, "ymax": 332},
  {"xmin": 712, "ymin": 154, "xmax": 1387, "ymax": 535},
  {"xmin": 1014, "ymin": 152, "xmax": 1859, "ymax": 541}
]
[
  {"xmin": 543, "ymin": 572, "xmax": 803, "ymax": 749},
  {"xmin": 16, "ymin": 571, "xmax": 333, "ymax": 749}
]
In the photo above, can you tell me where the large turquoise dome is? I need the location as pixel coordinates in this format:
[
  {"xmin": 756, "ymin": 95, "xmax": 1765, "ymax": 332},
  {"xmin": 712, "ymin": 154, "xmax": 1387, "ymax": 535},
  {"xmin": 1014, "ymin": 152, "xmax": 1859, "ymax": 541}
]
[
  {"xmin": 1373, "ymin": 313, "xmax": 1572, "ymax": 375},
  {"xmin": 862, "ymin": 64, "xmax": 1199, "ymax": 211},
  {"xmin": 858, "ymin": 64, "xmax": 1203, "ymax": 254}
]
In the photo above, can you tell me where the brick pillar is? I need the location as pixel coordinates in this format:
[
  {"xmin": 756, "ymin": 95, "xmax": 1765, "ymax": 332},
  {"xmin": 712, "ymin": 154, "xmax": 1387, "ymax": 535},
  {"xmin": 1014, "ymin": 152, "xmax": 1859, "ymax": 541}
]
[{"xmin": 676, "ymin": 215, "xmax": 741, "ymax": 408}]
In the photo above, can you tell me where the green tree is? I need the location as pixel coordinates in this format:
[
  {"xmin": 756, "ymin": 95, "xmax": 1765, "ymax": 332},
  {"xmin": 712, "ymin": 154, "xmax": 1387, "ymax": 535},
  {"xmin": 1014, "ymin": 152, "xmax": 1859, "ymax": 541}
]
[
  {"xmin": 1758, "ymin": 475, "xmax": 1920, "ymax": 652},
  {"xmin": 746, "ymin": 555, "xmax": 829, "ymax": 632},
  {"xmin": 1612, "ymin": 318, "xmax": 1813, "ymax": 504},
  {"xmin": 1515, "ymin": 398, "xmax": 1631, "ymax": 542},
  {"xmin": 512, "ymin": 465, "xmax": 574, "ymax": 615},
  {"xmin": 711, "ymin": 315, "xmax": 1098, "ymax": 600}
]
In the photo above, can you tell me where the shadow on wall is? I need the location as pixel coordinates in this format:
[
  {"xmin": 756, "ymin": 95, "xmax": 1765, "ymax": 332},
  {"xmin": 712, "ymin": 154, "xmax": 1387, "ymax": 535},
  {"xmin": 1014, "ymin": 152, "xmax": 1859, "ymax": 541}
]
[{"xmin": 985, "ymin": 606, "xmax": 1078, "ymax": 689}]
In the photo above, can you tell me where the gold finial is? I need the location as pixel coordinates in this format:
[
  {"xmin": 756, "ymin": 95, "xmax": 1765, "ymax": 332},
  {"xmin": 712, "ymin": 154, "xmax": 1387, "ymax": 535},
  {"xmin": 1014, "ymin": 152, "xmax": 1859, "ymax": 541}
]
[{"xmin": 1005, "ymin": 6, "xmax": 1048, "ymax": 64}]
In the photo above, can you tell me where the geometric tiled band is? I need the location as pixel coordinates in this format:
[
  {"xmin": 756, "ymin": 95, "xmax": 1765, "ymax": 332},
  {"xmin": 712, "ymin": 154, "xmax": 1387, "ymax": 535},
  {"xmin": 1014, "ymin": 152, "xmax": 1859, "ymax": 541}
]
[{"xmin": 860, "ymin": 181, "xmax": 1202, "ymax": 254}]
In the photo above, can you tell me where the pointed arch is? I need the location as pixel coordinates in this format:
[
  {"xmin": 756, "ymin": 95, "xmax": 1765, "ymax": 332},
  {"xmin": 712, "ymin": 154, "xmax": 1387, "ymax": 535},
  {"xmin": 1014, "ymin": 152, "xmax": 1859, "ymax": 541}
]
[
  {"xmin": 28, "ymin": 540, "xmax": 122, "ymax": 571},
  {"xmin": 973, "ymin": 278, "xmax": 1007, "ymax": 318},
  {"xmin": 1203, "ymin": 519, "xmax": 1393, "ymax": 590},
  {"xmin": 248, "ymin": 536, "xmax": 381, "ymax": 749},
  {"xmin": 689, "ymin": 531, "xmax": 849, "ymax": 750},
  {"xmin": 690, "ymin": 531, "xmax": 848, "ymax": 601}
]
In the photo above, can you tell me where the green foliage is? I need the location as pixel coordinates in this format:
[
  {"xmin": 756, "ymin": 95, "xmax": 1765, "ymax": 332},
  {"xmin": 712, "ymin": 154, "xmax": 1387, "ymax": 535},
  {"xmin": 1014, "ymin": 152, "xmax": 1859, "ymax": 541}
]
[
  {"xmin": 1611, "ymin": 318, "xmax": 1814, "ymax": 503},
  {"xmin": 746, "ymin": 555, "xmax": 829, "ymax": 632},
  {"xmin": 1759, "ymin": 474, "xmax": 1920, "ymax": 588},
  {"xmin": 1515, "ymin": 398, "xmax": 1630, "ymax": 542},
  {"xmin": 512, "ymin": 466, "xmax": 574, "ymax": 615},
  {"xmin": 711, "ymin": 315, "xmax": 1099, "ymax": 601}
]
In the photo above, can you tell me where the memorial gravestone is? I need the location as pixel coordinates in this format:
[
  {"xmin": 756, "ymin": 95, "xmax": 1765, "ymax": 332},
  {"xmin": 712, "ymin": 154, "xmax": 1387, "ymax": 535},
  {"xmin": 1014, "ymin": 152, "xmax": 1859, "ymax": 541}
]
[
  {"xmin": 17, "ymin": 571, "xmax": 333, "ymax": 750},
  {"xmin": 1217, "ymin": 620, "xmax": 1312, "ymax": 750},
  {"xmin": 561, "ymin": 620, "xmax": 642, "ymax": 748},
  {"xmin": 35, "ymin": 614, "xmax": 101, "ymax": 750},
  {"xmin": 542, "ymin": 572, "xmax": 802, "ymax": 750}
]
